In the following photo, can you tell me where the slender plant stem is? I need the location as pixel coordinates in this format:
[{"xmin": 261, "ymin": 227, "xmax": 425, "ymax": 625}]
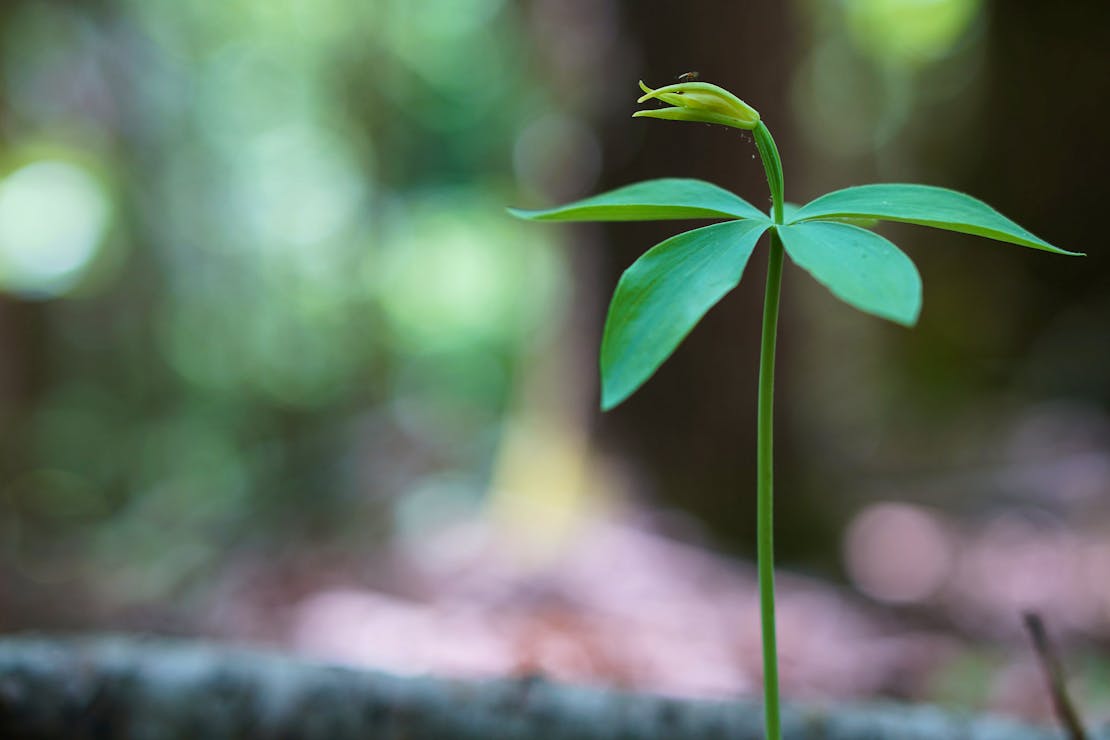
[
  {"xmin": 756, "ymin": 231, "xmax": 784, "ymax": 740},
  {"xmin": 752, "ymin": 120, "xmax": 786, "ymax": 740},
  {"xmin": 754, "ymin": 122, "xmax": 784, "ymax": 225}
]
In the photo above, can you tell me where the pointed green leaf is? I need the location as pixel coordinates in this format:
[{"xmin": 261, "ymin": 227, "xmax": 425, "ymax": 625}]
[
  {"xmin": 509, "ymin": 178, "xmax": 769, "ymax": 223},
  {"xmin": 778, "ymin": 221, "xmax": 922, "ymax": 326},
  {"xmin": 789, "ymin": 184, "xmax": 1080, "ymax": 255},
  {"xmin": 601, "ymin": 219, "xmax": 769, "ymax": 410}
]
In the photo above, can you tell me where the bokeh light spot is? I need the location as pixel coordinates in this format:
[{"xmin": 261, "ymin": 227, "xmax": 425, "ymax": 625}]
[
  {"xmin": 0, "ymin": 160, "xmax": 110, "ymax": 298},
  {"xmin": 377, "ymin": 194, "xmax": 565, "ymax": 351},
  {"xmin": 233, "ymin": 124, "xmax": 366, "ymax": 250},
  {"xmin": 844, "ymin": 0, "xmax": 982, "ymax": 67},
  {"xmin": 844, "ymin": 502, "xmax": 954, "ymax": 604}
]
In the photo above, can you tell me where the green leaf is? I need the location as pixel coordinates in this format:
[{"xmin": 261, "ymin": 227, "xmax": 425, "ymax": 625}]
[
  {"xmin": 508, "ymin": 178, "xmax": 769, "ymax": 223},
  {"xmin": 778, "ymin": 221, "xmax": 922, "ymax": 326},
  {"xmin": 789, "ymin": 184, "xmax": 1081, "ymax": 255},
  {"xmin": 776, "ymin": 203, "xmax": 876, "ymax": 229},
  {"xmin": 601, "ymin": 219, "xmax": 769, "ymax": 410}
]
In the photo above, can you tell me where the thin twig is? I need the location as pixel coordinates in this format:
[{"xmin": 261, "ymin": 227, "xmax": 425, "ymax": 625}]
[{"xmin": 1023, "ymin": 611, "xmax": 1088, "ymax": 740}]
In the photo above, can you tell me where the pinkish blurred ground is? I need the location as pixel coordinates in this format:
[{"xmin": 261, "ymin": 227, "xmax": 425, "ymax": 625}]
[{"xmin": 197, "ymin": 512, "xmax": 1106, "ymax": 723}]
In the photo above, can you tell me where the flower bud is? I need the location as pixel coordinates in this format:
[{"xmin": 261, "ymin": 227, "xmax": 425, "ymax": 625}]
[{"xmin": 634, "ymin": 80, "xmax": 760, "ymax": 131}]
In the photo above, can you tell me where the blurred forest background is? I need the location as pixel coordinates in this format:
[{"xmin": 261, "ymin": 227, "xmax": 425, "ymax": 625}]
[{"xmin": 1, "ymin": 0, "xmax": 1108, "ymax": 722}]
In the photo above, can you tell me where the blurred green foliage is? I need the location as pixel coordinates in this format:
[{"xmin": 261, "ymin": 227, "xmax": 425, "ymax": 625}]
[{"xmin": 0, "ymin": 0, "xmax": 568, "ymax": 606}]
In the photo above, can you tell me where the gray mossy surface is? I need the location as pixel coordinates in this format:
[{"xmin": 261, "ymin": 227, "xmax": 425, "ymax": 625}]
[{"xmin": 0, "ymin": 635, "xmax": 1100, "ymax": 739}]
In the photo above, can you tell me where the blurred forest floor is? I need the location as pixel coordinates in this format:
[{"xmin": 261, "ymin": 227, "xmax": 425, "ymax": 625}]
[{"xmin": 9, "ymin": 503, "xmax": 1109, "ymax": 727}]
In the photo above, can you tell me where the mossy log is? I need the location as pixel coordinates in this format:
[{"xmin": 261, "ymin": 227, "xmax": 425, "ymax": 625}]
[{"xmin": 0, "ymin": 636, "xmax": 1100, "ymax": 739}]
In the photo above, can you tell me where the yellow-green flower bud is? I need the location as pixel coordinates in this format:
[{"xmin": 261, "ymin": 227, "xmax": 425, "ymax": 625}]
[{"xmin": 634, "ymin": 80, "xmax": 760, "ymax": 131}]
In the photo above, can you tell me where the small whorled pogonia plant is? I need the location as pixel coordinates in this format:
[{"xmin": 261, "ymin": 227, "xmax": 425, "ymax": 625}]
[{"xmin": 509, "ymin": 80, "xmax": 1081, "ymax": 740}]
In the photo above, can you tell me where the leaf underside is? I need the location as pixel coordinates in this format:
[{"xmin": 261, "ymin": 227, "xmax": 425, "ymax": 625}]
[
  {"xmin": 778, "ymin": 221, "xmax": 922, "ymax": 327},
  {"xmin": 600, "ymin": 219, "xmax": 769, "ymax": 410},
  {"xmin": 790, "ymin": 183, "xmax": 1080, "ymax": 255},
  {"xmin": 509, "ymin": 178, "xmax": 769, "ymax": 223}
]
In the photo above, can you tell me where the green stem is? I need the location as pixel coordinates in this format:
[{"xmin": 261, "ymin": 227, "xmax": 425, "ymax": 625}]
[
  {"xmin": 756, "ymin": 231, "xmax": 784, "ymax": 740},
  {"xmin": 752, "ymin": 120, "xmax": 785, "ymax": 740},
  {"xmin": 754, "ymin": 122, "xmax": 784, "ymax": 225}
]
